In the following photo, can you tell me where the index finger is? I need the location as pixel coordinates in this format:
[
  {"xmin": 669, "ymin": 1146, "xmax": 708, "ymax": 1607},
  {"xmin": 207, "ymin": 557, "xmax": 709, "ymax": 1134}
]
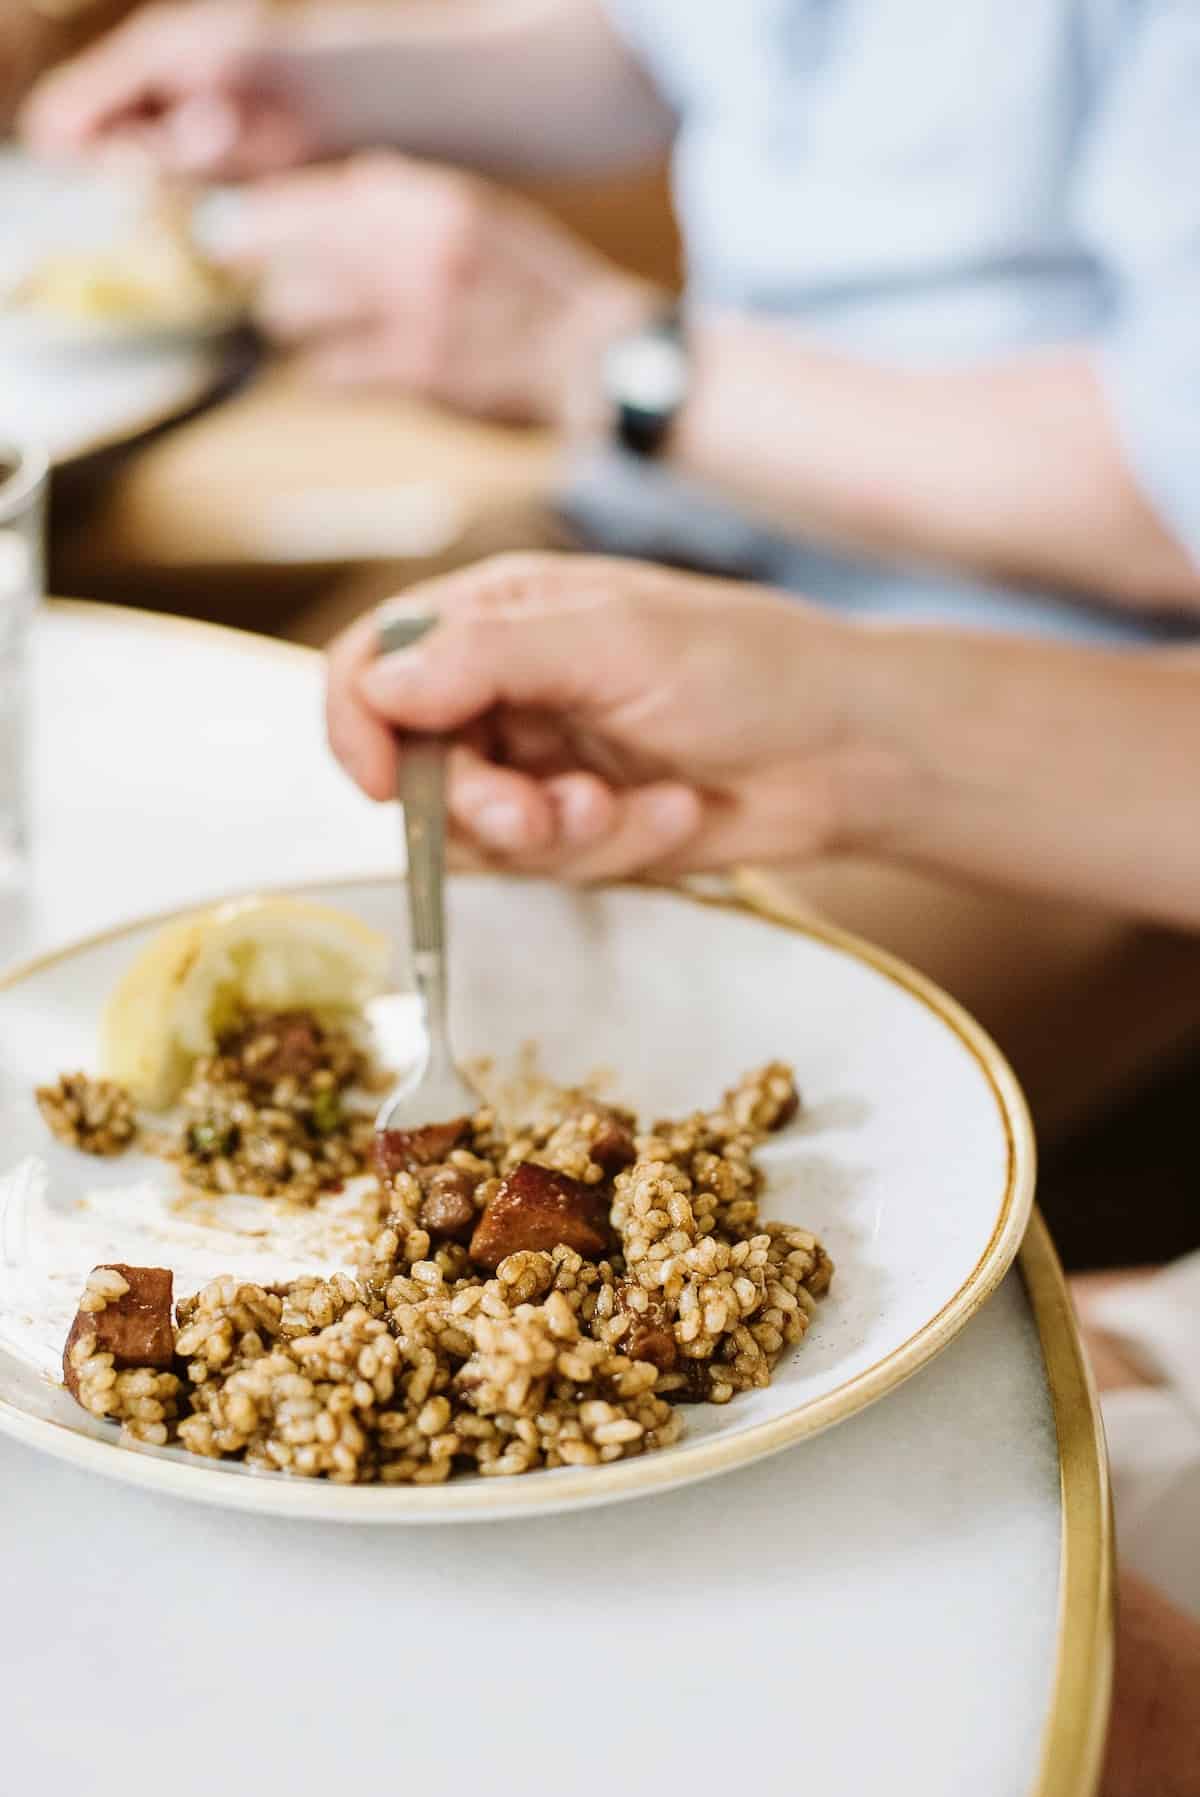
[
  {"xmin": 325, "ymin": 606, "xmax": 400, "ymax": 801},
  {"xmin": 326, "ymin": 554, "xmax": 649, "ymax": 798}
]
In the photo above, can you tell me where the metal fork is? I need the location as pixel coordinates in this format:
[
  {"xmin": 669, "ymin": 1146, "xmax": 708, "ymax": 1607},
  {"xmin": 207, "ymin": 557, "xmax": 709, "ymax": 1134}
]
[{"xmin": 374, "ymin": 614, "xmax": 477, "ymax": 1135}]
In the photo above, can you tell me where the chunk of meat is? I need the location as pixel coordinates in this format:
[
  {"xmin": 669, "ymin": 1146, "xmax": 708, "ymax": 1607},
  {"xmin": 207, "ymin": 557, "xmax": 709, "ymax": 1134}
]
[
  {"xmin": 374, "ymin": 1117, "xmax": 472, "ymax": 1180},
  {"xmin": 224, "ymin": 1011, "xmax": 326, "ymax": 1089},
  {"xmin": 469, "ymin": 1162, "xmax": 611, "ymax": 1270},
  {"xmin": 566, "ymin": 1102, "xmax": 637, "ymax": 1175},
  {"xmin": 613, "ymin": 1280, "xmax": 677, "ymax": 1371},
  {"xmin": 591, "ymin": 1123, "xmax": 637, "ymax": 1174},
  {"xmin": 62, "ymin": 1264, "xmax": 175, "ymax": 1399},
  {"xmin": 419, "ymin": 1167, "xmax": 478, "ymax": 1243}
]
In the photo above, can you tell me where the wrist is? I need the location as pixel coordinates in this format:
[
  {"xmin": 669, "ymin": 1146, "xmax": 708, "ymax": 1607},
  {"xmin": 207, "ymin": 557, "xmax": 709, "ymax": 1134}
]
[
  {"xmin": 825, "ymin": 619, "xmax": 948, "ymax": 858},
  {"xmin": 548, "ymin": 271, "xmax": 672, "ymax": 436}
]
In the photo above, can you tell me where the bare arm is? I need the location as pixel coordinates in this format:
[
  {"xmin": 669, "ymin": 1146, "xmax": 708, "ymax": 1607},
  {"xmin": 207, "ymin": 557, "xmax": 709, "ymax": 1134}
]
[
  {"xmin": 268, "ymin": 0, "xmax": 673, "ymax": 174},
  {"xmin": 631, "ymin": 0, "xmax": 1200, "ymax": 617},
  {"xmin": 574, "ymin": 316, "xmax": 1200, "ymax": 613},
  {"xmin": 22, "ymin": 0, "xmax": 674, "ymax": 177},
  {"xmin": 321, "ymin": 0, "xmax": 1195, "ymax": 609},
  {"xmin": 325, "ymin": 552, "xmax": 1200, "ymax": 931},
  {"xmin": 865, "ymin": 627, "xmax": 1200, "ymax": 925}
]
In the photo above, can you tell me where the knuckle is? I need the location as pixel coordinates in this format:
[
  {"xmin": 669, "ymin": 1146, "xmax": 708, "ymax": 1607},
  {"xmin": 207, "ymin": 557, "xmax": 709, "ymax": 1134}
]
[{"xmin": 472, "ymin": 552, "xmax": 565, "ymax": 612}]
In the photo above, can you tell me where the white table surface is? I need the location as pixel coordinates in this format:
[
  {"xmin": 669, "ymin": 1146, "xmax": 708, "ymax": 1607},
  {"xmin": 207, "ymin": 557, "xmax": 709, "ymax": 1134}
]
[{"xmin": 0, "ymin": 604, "xmax": 1069, "ymax": 1797}]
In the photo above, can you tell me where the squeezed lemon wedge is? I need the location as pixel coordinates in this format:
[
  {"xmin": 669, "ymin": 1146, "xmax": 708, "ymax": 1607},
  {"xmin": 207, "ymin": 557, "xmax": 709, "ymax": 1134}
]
[{"xmin": 100, "ymin": 896, "xmax": 392, "ymax": 1110}]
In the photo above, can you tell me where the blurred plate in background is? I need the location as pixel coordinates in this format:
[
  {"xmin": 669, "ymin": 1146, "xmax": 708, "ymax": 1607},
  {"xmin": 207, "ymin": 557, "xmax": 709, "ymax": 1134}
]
[
  {"xmin": 0, "ymin": 151, "xmax": 248, "ymax": 463},
  {"xmin": 0, "ymin": 336, "xmax": 238, "ymax": 467},
  {"xmin": 0, "ymin": 148, "xmax": 246, "ymax": 356}
]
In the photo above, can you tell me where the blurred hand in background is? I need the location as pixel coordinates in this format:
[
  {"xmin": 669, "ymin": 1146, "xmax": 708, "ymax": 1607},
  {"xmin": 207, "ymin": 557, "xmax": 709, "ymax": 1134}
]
[
  {"xmin": 20, "ymin": 1, "xmax": 667, "ymax": 427},
  {"xmin": 20, "ymin": 0, "xmax": 313, "ymax": 176},
  {"xmin": 214, "ymin": 152, "xmax": 658, "ymax": 421},
  {"xmin": 2, "ymin": 0, "xmax": 143, "ymax": 135}
]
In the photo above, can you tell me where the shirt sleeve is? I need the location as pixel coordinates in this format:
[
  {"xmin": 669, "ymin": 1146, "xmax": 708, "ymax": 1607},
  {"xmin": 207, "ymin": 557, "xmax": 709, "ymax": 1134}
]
[{"xmin": 1077, "ymin": 0, "xmax": 1200, "ymax": 569}]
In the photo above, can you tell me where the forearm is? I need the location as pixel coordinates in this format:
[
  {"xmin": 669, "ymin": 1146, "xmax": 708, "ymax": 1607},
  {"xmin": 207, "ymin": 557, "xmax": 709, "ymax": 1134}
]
[
  {"xmin": 857, "ymin": 627, "xmax": 1200, "ymax": 928},
  {"xmin": 660, "ymin": 318, "xmax": 1200, "ymax": 612},
  {"xmin": 264, "ymin": 0, "xmax": 673, "ymax": 174}
]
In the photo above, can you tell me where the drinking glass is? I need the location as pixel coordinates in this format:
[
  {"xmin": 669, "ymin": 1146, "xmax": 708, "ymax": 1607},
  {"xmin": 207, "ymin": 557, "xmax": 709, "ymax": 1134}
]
[{"xmin": 0, "ymin": 443, "xmax": 48, "ymax": 884}]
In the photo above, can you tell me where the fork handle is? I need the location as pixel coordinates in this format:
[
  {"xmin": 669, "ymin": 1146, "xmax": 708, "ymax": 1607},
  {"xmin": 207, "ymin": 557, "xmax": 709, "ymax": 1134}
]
[
  {"xmin": 401, "ymin": 735, "xmax": 453, "ymax": 1067},
  {"xmin": 376, "ymin": 611, "xmax": 455, "ymax": 1066}
]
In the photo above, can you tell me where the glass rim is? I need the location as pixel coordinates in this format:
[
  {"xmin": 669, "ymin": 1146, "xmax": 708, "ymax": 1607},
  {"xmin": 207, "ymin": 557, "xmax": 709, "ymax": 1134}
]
[{"xmin": 0, "ymin": 441, "xmax": 50, "ymax": 522}]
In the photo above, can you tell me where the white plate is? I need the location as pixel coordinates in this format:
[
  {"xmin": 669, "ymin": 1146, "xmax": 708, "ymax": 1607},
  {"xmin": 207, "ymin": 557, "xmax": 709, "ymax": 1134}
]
[
  {"xmin": 0, "ymin": 148, "xmax": 245, "ymax": 356},
  {"xmin": 0, "ymin": 336, "xmax": 231, "ymax": 467},
  {"xmin": 0, "ymin": 876, "xmax": 1034, "ymax": 1522},
  {"xmin": 0, "ymin": 151, "xmax": 241, "ymax": 463}
]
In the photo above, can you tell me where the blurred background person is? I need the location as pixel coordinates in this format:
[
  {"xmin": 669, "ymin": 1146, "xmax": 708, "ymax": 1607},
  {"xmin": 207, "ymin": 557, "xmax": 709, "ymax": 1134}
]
[{"xmin": 24, "ymin": 0, "xmax": 1200, "ymax": 642}]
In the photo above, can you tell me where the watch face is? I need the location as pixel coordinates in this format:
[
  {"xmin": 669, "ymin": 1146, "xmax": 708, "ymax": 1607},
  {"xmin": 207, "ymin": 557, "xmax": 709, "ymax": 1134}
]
[{"xmin": 607, "ymin": 333, "xmax": 688, "ymax": 414}]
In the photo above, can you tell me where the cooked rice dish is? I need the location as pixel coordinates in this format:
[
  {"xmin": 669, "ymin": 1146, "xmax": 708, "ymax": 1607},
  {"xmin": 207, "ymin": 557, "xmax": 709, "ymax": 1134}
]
[{"xmin": 47, "ymin": 1015, "xmax": 832, "ymax": 1485}]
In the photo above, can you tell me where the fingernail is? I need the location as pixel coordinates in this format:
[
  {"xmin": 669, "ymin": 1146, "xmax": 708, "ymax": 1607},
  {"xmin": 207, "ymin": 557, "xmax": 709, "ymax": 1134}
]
[
  {"xmin": 472, "ymin": 800, "xmax": 528, "ymax": 850},
  {"xmin": 376, "ymin": 606, "xmax": 439, "ymax": 658}
]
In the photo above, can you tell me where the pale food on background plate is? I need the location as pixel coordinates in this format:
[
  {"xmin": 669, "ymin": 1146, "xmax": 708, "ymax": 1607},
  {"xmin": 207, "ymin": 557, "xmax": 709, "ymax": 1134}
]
[{"xmin": 16, "ymin": 189, "xmax": 241, "ymax": 330}]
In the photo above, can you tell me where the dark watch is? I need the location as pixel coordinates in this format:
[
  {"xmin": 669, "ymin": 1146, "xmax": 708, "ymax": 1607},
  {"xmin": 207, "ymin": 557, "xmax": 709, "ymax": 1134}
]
[{"xmin": 602, "ymin": 308, "xmax": 689, "ymax": 457}]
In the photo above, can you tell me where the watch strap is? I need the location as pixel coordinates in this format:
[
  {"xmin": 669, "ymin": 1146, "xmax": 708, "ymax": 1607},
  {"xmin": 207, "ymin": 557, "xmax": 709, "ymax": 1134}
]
[{"xmin": 614, "ymin": 308, "xmax": 686, "ymax": 458}]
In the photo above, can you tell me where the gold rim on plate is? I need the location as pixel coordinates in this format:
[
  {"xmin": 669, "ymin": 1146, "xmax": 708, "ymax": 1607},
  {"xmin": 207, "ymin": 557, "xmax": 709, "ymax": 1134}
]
[{"xmin": 1020, "ymin": 1211, "xmax": 1114, "ymax": 1797}]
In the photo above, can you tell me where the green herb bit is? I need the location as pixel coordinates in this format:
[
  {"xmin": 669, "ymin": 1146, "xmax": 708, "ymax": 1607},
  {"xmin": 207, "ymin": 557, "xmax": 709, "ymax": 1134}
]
[{"xmin": 310, "ymin": 1089, "xmax": 343, "ymax": 1136}]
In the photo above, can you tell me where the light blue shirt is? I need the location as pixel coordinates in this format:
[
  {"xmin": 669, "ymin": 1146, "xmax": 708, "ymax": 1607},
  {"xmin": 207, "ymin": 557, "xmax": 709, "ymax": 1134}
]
[{"xmin": 586, "ymin": 0, "xmax": 1200, "ymax": 640}]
